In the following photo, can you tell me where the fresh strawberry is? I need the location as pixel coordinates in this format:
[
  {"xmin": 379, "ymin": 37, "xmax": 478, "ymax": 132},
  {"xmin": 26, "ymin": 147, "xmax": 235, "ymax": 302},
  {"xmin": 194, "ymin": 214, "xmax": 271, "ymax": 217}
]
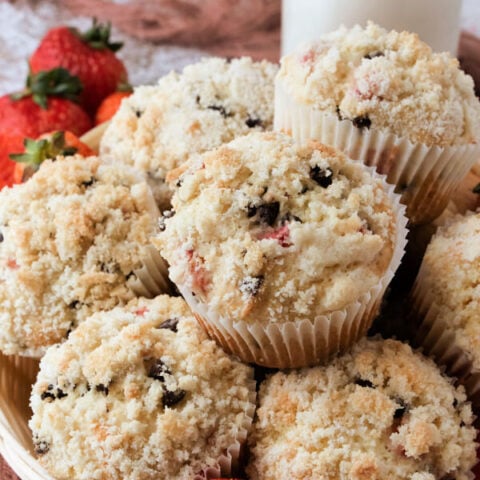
[
  {"xmin": 0, "ymin": 68, "xmax": 92, "ymax": 189},
  {"xmin": 30, "ymin": 19, "xmax": 128, "ymax": 115},
  {"xmin": 10, "ymin": 130, "xmax": 95, "ymax": 183},
  {"xmin": 95, "ymin": 88, "xmax": 132, "ymax": 125},
  {"xmin": 257, "ymin": 224, "xmax": 292, "ymax": 247}
]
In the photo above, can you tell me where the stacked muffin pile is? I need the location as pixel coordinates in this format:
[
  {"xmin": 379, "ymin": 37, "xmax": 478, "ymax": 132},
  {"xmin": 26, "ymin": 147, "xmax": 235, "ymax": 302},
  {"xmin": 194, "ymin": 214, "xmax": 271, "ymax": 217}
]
[{"xmin": 1, "ymin": 23, "xmax": 480, "ymax": 480}]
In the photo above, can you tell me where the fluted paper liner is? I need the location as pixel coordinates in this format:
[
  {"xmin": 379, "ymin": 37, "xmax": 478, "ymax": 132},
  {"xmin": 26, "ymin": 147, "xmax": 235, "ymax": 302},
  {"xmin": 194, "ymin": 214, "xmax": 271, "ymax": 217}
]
[
  {"xmin": 128, "ymin": 245, "xmax": 172, "ymax": 297},
  {"xmin": 411, "ymin": 270, "xmax": 480, "ymax": 416},
  {"xmin": 178, "ymin": 168, "xmax": 408, "ymax": 369},
  {"xmin": 274, "ymin": 78, "xmax": 480, "ymax": 225},
  {"xmin": 193, "ymin": 377, "xmax": 257, "ymax": 480}
]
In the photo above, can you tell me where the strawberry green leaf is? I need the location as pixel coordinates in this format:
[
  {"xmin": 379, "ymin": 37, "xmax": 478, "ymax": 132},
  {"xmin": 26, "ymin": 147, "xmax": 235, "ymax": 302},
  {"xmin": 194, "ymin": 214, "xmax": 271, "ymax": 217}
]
[
  {"xmin": 11, "ymin": 67, "xmax": 83, "ymax": 109},
  {"xmin": 9, "ymin": 132, "xmax": 78, "ymax": 169},
  {"xmin": 82, "ymin": 18, "xmax": 124, "ymax": 52}
]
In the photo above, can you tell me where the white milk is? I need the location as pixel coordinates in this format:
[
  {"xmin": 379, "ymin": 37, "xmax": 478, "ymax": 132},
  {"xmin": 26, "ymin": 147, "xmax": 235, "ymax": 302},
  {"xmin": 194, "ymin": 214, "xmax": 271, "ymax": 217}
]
[{"xmin": 282, "ymin": 0, "xmax": 462, "ymax": 55}]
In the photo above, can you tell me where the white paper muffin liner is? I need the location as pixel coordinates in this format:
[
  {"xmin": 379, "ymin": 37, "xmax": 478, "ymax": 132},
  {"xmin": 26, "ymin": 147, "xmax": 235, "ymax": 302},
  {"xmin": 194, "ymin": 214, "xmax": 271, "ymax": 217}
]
[
  {"xmin": 193, "ymin": 377, "xmax": 257, "ymax": 480},
  {"xmin": 128, "ymin": 245, "xmax": 172, "ymax": 297},
  {"xmin": 274, "ymin": 78, "xmax": 480, "ymax": 225},
  {"xmin": 177, "ymin": 167, "xmax": 408, "ymax": 369},
  {"xmin": 411, "ymin": 268, "xmax": 480, "ymax": 416}
]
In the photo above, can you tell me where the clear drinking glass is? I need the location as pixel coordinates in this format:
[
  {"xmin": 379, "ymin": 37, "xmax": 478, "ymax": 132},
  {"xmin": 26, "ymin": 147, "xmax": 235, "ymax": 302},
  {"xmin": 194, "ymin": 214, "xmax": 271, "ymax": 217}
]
[{"xmin": 282, "ymin": 0, "xmax": 463, "ymax": 55}]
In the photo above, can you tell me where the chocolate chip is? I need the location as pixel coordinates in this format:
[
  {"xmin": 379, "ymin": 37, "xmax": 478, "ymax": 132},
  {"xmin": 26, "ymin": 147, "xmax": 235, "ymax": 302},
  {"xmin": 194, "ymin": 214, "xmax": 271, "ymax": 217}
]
[
  {"xmin": 40, "ymin": 391, "xmax": 56, "ymax": 401},
  {"xmin": 364, "ymin": 51, "xmax": 384, "ymax": 59},
  {"xmin": 393, "ymin": 404, "xmax": 407, "ymax": 419},
  {"xmin": 162, "ymin": 388, "xmax": 186, "ymax": 408},
  {"xmin": 207, "ymin": 104, "xmax": 230, "ymax": 118},
  {"xmin": 352, "ymin": 115, "xmax": 371, "ymax": 130},
  {"xmin": 257, "ymin": 202, "xmax": 280, "ymax": 226},
  {"xmin": 0, "ymin": 231, "xmax": 3, "ymax": 243},
  {"xmin": 472, "ymin": 183, "xmax": 480, "ymax": 194},
  {"xmin": 40, "ymin": 385, "xmax": 68, "ymax": 401},
  {"xmin": 453, "ymin": 398, "xmax": 459, "ymax": 408},
  {"xmin": 34, "ymin": 439, "xmax": 50, "ymax": 455},
  {"xmin": 68, "ymin": 300, "xmax": 80, "ymax": 309},
  {"xmin": 310, "ymin": 166, "xmax": 333, "ymax": 188},
  {"xmin": 134, "ymin": 109, "xmax": 143, "ymax": 118},
  {"xmin": 159, "ymin": 209, "xmax": 175, "ymax": 231},
  {"xmin": 95, "ymin": 384, "xmax": 109, "ymax": 395},
  {"xmin": 335, "ymin": 105, "xmax": 343, "ymax": 121},
  {"xmin": 246, "ymin": 117, "xmax": 263, "ymax": 128},
  {"xmin": 281, "ymin": 213, "xmax": 302, "ymax": 224},
  {"xmin": 195, "ymin": 95, "xmax": 201, "ymax": 104},
  {"xmin": 56, "ymin": 388, "xmax": 67, "ymax": 399},
  {"xmin": 246, "ymin": 203, "xmax": 257, "ymax": 218},
  {"xmin": 240, "ymin": 275, "xmax": 264, "ymax": 297},
  {"xmin": 148, "ymin": 359, "xmax": 171, "ymax": 382},
  {"xmin": 158, "ymin": 317, "xmax": 179, "ymax": 332},
  {"xmin": 81, "ymin": 177, "xmax": 96, "ymax": 188},
  {"xmin": 354, "ymin": 378, "xmax": 375, "ymax": 388}
]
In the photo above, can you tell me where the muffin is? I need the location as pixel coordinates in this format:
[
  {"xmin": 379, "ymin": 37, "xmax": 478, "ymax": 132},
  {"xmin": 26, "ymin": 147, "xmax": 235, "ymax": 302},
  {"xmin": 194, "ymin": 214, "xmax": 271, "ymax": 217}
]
[
  {"xmin": 411, "ymin": 211, "xmax": 480, "ymax": 412},
  {"xmin": 275, "ymin": 22, "xmax": 480, "ymax": 224},
  {"xmin": 29, "ymin": 295, "xmax": 256, "ymax": 480},
  {"xmin": 155, "ymin": 131, "xmax": 407, "ymax": 368},
  {"xmin": 0, "ymin": 155, "xmax": 167, "ymax": 357},
  {"xmin": 247, "ymin": 337, "xmax": 477, "ymax": 480},
  {"xmin": 100, "ymin": 56, "xmax": 278, "ymax": 210}
]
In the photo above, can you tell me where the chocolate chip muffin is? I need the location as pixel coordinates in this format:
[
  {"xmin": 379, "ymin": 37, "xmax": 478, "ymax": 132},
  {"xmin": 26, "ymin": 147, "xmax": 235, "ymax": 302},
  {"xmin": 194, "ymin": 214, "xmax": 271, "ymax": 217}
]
[
  {"xmin": 29, "ymin": 295, "xmax": 256, "ymax": 480},
  {"xmin": 155, "ymin": 131, "xmax": 407, "ymax": 368},
  {"xmin": 247, "ymin": 337, "xmax": 477, "ymax": 480},
  {"xmin": 0, "ymin": 155, "xmax": 162, "ymax": 357},
  {"xmin": 100, "ymin": 56, "xmax": 278, "ymax": 210},
  {"xmin": 275, "ymin": 22, "xmax": 480, "ymax": 224},
  {"xmin": 411, "ymin": 211, "xmax": 480, "ymax": 413}
]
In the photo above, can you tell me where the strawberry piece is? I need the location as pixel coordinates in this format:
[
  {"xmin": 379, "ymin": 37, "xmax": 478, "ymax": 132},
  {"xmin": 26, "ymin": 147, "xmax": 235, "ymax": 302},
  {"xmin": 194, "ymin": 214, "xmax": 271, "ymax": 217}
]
[
  {"xmin": 95, "ymin": 89, "xmax": 132, "ymax": 125},
  {"xmin": 257, "ymin": 224, "xmax": 292, "ymax": 247},
  {"xmin": 7, "ymin": 259, "xmax": 18, "ymax": 270},
  {"xmin": 134, "ymin": 307, "xmax": 149, "ymax": 317},
  {"xmin": 186, "ymin": 249, "xmax": 210, "ymax": 295},
  {"xmin": 30, "ymin": 20, "xmax": 128, "ymax": 115},
  {"xmin": 0, "ymin": 68, "xmax": 91, "ymax": 189}
]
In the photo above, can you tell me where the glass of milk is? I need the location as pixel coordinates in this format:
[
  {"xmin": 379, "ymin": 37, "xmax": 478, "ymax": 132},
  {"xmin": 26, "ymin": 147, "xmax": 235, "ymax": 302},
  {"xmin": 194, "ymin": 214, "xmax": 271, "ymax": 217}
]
[{"xmin": 282, "ymin": 0, "xmax": 463, "ymax": 55}]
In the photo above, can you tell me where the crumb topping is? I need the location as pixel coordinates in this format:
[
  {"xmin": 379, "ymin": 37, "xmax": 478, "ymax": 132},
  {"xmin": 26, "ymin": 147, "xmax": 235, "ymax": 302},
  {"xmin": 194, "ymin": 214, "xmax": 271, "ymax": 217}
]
[
  {"xmin": 100, "ymin": 57, "xmax": 278, "ymax": 210},
  {"xmin": 416, "ymin": 211, "xmax": 480, "ymax": 369},
  {"xmin": 0, "ymin": 156, "xmax": 160, "ymax": 355},
  {"xmin": 278, "ymin": 22, "xmax": 480, "ymax": 146},
  {"xmin": 29, "ymin": 295, "xmax": 255, "ymax": 480},
  {"xmin": 155, "ymin": 132, "xmax": 397, "ymax": 323},
  {"xmin": 247, "ymin": 337, "xmax": 476, "ymax": 480}
]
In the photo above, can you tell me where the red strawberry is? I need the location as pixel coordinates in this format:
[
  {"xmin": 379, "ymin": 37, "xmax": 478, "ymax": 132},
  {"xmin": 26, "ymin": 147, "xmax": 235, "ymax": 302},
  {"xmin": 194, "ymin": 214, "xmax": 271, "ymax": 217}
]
[
  {"xmin": 30, "ymin": 19, "xmax": 128, "ymax": 115},
  {"xmin": 95, "ymin": 88, "xmax": 132, "ymax": 125},
  {"xmin": 0, "ymin": 68, "xmax": 92, "ymax": 189},
  {"xmin": 10, "ymin": 130, "xmax": 95, "ymax": 184}
]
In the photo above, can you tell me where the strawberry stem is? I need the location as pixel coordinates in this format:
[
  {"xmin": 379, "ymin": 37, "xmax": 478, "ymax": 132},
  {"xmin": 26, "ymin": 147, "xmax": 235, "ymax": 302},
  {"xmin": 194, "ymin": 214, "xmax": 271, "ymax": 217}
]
[
  {"xmin": 9, "ymin": 131, "xmax": 77, "ymax": 168},
  {"xmin": 10, "ymin": 68, "xmax": 83, "ymax": 109},
  {"xmin": 81, "ymin": 18, "xmax": 123, "ymax": 52}
]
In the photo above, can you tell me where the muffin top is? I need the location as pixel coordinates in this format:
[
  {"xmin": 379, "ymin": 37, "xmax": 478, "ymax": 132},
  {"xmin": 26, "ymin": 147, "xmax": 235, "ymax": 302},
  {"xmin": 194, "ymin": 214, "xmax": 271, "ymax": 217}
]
[
  {"xmin": 416, "ymin": 211, "xmax": 480, "ymax": 369},
  {"xmin": 29, "ymin": 295, "xmax": 255, "ymax": 480},
  {"xmin": 277, "ymin": 22, "xmax": 480, "ymax": 147},
  {"xmin": 156, "ymin": 131, "xmax": 398, "ymax": 324},
  {"xmin": 100, "ymin": 56, "xmax": 278, "ymax": 210},
  {"xmin": 247, "ymin": 337, "xmax": 476, "ymax": 480},
  {"xmin": 0, "ymin": 155, "xmax": 160, "ymax": 356}
]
